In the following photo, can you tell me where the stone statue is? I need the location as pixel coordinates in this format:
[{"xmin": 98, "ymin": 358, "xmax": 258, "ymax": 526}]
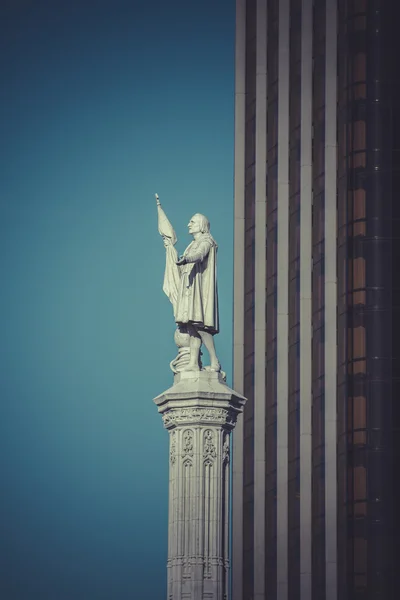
[{"xmin": 156, "ymin": 194, "xmax": 221, "ymax": 373}]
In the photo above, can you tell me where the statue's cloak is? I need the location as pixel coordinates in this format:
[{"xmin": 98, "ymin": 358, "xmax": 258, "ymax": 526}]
[{"xmin": 175, "ymin": 234, "xmax": 219, "ymax": 334}]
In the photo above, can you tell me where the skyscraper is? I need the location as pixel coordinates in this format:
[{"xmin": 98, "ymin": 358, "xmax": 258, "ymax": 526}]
[{"xmin": 232, "ymin": 1, "xmax": 399, "ymax": 600}]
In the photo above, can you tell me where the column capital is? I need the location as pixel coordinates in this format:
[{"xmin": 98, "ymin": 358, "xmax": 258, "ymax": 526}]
[{"xmin": 154, "ymin": 370, "xmax": 246, "ymax": 431}]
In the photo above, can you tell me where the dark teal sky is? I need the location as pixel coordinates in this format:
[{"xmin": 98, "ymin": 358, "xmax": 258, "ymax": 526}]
[{"xmin": 0, "ymin": 1, "xmax": 235, "ymax": 598}]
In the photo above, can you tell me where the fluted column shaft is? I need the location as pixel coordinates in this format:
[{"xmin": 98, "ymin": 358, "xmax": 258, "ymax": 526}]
[{"xmin": 154, "ymin": 370, "xmax": 246, "ymax": 600}]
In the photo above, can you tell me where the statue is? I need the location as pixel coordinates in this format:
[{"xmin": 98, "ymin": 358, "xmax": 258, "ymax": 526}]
[{"xmin": 156, "ymin": 194, "xmax": 221, "ymax": 373}]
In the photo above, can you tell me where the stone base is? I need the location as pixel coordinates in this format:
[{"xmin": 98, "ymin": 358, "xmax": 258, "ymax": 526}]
[{"xmin": 154, "ymin": 370, "xmax": 246, "ymax": 600}]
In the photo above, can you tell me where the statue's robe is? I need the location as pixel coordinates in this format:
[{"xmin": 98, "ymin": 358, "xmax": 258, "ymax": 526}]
[{"xmin": 175, "ymin": 233, "xmax": 219, "ymax": 334}]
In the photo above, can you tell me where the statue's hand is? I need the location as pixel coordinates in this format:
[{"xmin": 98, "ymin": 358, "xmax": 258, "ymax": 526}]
[
  {"xmin": 176, "ymin": 256, "xmax": 187, "ymax": 266},
  {"xmin": 163, "ymin": 236, "xmax": 171, "ymax": 248}
]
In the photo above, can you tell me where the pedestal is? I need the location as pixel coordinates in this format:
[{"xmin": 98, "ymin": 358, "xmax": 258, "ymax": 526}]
[{"xmin": 154, "ymin": 370, "xmax": 246, "ymax": 600}]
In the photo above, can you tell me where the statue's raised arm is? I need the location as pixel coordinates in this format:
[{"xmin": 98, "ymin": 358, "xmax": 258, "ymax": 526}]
[{"xmin": 156, "ymin": 195, "xmax": 221, "ymax": 375}]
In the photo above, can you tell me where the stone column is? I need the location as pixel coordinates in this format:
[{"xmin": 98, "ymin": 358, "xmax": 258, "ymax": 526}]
[{"xmin": 154, "ymin": 370, "xmax": 246, "ymax": 600}]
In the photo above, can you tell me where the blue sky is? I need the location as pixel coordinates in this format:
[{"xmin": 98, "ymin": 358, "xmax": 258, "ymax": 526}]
[{"xmin": 0, "ymin": 1, "xmax": 235, "ymax": 598}]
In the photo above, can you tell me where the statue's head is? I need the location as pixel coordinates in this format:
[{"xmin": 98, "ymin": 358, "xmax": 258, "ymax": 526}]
[{"xmin": 188, "ymin": 213, "xmax": 210, "ymax": 235}]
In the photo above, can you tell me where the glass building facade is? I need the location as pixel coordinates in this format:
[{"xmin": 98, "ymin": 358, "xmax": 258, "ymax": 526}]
[{"xmin": 232, "ymin": 1, "xmax": 400, "ymax": 600}]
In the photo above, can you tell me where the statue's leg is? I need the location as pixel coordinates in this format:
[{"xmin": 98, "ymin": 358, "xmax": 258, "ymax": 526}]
[
  {"xmin": 183, "ymin": 324, "xmax": 201, "ymax": 371},
  {"xmin": 198, "ymin": 330, "xmax": 221, "ymax": 372}
]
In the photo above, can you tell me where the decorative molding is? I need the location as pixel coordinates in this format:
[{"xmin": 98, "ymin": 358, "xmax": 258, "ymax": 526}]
[
  {"xmin": 181, "ymin": 429, "xmax": 194, "ymax": 459},
  {"xmin": 183, "ymin": 560, "xmax": 192, "ymax": 580},
  {"xmin": 162, "ymin": 407, "xmax": 237, "ymax": 428},
  {"xmin": 223, "ymin": 435, "xmax": 230, "ymax": 464},
  {"xmin": 203, "ymin": 429, "xmax": 217, "ymax": 463},
  {"xmin": 170, "ymin": 431, "xmax": 176, "ymax": 465}
]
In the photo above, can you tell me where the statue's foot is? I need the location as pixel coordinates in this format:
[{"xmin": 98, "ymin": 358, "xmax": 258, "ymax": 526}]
[{"xmin": 209, "ymin": 361, "xmax": 221, "ymax": 372}]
